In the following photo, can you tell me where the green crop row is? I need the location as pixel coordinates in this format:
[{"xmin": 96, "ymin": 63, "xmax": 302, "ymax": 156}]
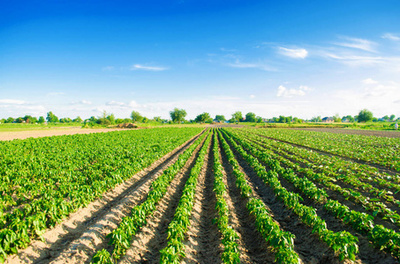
[
  {"xmin": 217, "ymin": 130, "xmax": 300, "ymax": 264},
  {"xmin": 212, "ymin": 132, "xmax": 240, "ymax": 264},
  {"xmin": 91, "ymin": 129, "xmax": 209, "ymax": 263},
  {"xmin": 159, "ymin": 131, "xmax": 212, "ymax": 263},
  {"xmin": 0, "ymin": 127, "xmax": 203, "ymax": 263},
  {"xmin": 226, "ymin": 128, "xmax": 400, "ymax": 259},
  {"xmin": 221, "ymin": 129, "xmax": 359, "ymax": 261},
  {"xmin": 253, "ymin": 128, "xmax": 400, "ymax": 171}
]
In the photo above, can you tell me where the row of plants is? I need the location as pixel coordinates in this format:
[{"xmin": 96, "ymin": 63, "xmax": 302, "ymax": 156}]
[
  {"xmin": 236, "ymin": 129, "xmax": 400, "ymax": 228},
  {"xmin": 159, "ymin": 131, "xmax": 212, "ymax": 263},
  {"xmin": 217, "ymin": 130, "xmax": 301, "ymax": 263},
  {"xmin": 1, "ymin": 128, "xmax": 204, "ymax": 263},
  {"xmin": 91, "ymin": 129, "xmax": 210, "ymax": 263},
  {"xmin": 254, "ymin": 128, "xmax": 400, "ymax": 171},
  {"xmin": 211, "ymin": 132, "xmax": 240, "ymax": 263},
  {"xmin": 225, "ymin": 129, "xmax": 400, "ymax": 259},
  {"xmin": 221, "ymin": 129, "xmax": 359, "ymax": 261}
]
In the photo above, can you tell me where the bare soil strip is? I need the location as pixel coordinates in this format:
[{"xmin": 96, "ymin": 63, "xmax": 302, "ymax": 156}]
[
  {"xmin": 289, "ymin": 127, "xmax": 400, "ymax": 138},
  {"xmin": 183, "ymin": 137, "xmax": 222, "ymax": 264},
  {"xmin": 5, "ymin": 132, "xmax": 203, "ymax": 264},
  {"xmin": 219, "ymin": 140, "xmax": 276, "ymax": 263},
  {"xmin": 0, "ymin": 128, "xmax": 128, "ymax": 141},
  {"xmin": 119, "ymin": 134, "xmax": 208, "ymax": 264},
  {"xmin": 226, "ymin": 134, "xmax": 399, "ymax": 263},
  {"xmin": 222, "ymin": 133, "xmax": 339, "ymax": 264},
  {"xmin": 257, "ymin": 134, "xmax": 399, "ymax": 176}
]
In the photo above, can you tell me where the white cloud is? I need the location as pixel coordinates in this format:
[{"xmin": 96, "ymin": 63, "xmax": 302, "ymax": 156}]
[
  {"xmin": 226, "ymin": 59, "xmax": 276, "ymax": 71},
  {"xmin": 130, "ymin": 64, "xmax": 168, "ymax": 71},
  {"xmin": 129, "ymin": 100, "xmax": 139, "ymax": 108},
  {"xmin": 276, "ymin": 85, "xmax": 311, "ymax": 98},
  {"xmin": 334, "ymin": 36, "xmax": 377, "ymax": 52},
  {"xmin": 0, "ymin": 99, "xmax": 26, "ymax": 105},
  {"xmin": 362, "ymin": 78, "xmax": 378, "ymax": 85},
  {"xmin": 323, "ymin": 53, "xmax": 385, "ymax": 67},
  {"xmin": 106, "ymin": 100, "xmax": 125, "ymax": 106},
  {"xmin": 278, "ymin": 47, "xmax": 308, "ymax": 59},
  {"xmin": 249, "ymin": 94, "xmax": 255, "ymax": 99},
  {"xmin": 382, "ymin": 33, "xmax": 400, "ymax": 41}
]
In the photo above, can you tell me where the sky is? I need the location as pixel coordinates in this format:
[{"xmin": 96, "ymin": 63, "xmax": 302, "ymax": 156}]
[{"xmin": 1, "ymin": 0, "xmax": 400, "ymax": 120}]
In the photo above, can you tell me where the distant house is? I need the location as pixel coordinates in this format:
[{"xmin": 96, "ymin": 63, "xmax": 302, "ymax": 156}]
[{"xmin": 322, "ymin": 117, "xmax": 334, "ymax": 123}]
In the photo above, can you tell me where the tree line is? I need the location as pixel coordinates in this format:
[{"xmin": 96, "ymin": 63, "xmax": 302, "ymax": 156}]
[{"xmin": 1, "ymin": 108, "xmax": 397, "ymax": 125}]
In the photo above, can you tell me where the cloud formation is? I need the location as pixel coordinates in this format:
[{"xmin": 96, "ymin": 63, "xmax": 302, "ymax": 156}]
[
  {"xmin": 382, "ymin": 33, "xmax": 400, "ymax": 41},
  {"xmin": 278, "ymin": 47, "xmax": 308, "ymax": 59},
  {"xmin": 130, "ymin": 64, "xmax": 168, "ymax": 71},
  {"xmin": 226, "ymin": 59, "xmax": 275, "ymax": 71},
  {"xmin": 276, "ymin": 85, "xmax": 311, "ymax": 98},
  {"xmin": 334, "ymin": 36, "xmax": 377, "ymax": 52},
  {"xmin": 0, "ymin": 99, "xmax": 26, "ymax": 105}
]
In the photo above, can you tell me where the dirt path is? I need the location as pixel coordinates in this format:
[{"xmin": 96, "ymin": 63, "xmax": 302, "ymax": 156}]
[
  {"xmin": 219, "ymin": 138, "xmax": 275, "ymax": 263},
  {"xmin": 5, "ymin": 132, "xmax": 203, "ymax": 264},
  {"xmin": 184, "ymin": 136, "xmax": 222, "ymax": 263},
  {"xmin": 119, "ymin": 133, "xmax": 208, "ymax": 264},
  {"xmin": 289, "ymin": 127, "xmax": 400, "ymax": 138},
  {"xmin": 0, "ymin": 128, "xmax": 129, "ymax": 141}
]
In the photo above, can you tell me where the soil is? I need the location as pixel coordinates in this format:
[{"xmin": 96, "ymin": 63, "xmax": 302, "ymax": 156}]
[
  {"xmin": 5, "ymin": 132, "xmax": 203, "ymax": 264},
  {"xmin": 289, "ymin": 127, "xmax": 400, "ymax": 138},
  {"xmin": 0, "ymin": 128, "xmax": 127, "ymax": 141}
]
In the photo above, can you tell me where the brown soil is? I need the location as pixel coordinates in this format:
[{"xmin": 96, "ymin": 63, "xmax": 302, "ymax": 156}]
[
  {"xmin": 289, "ymin": 127, "xmax": 400, "ymax": 138},
  {"xmin": 221, "ymin": 133, "xmax": 339, "ymax": 264},
  {"xmin": 183, "ymin": 136, "xmax": 222, "ymax": 263},
  {"xmin": 5, "ymin": 132, "xmax": 203, "ymax": 264},
  {"xmin": 0, "ymin": 128, "xmax": 127, "ymax": 141},
  {"xmin": 219, "ymin": 138, "xmax": 276, "ymax": 263},
  {"xmin": 225, "ymin": 132, "xmax": 399, "ymax": 263},
  {"xmin": 118, "ymin": 133, "xmax": 209, "ymax": 264}
]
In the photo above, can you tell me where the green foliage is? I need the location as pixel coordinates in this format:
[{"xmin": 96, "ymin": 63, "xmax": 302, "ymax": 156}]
[
  {"xmin": 170, "ymin": 108, "xmax": 187, "ymax": 123},
  {"xmin": 231, "ymin": 111, "xmax": 243, "ymax": 122},
  {"xmin": 215, "ymin": 115, "xmax": 226, "ymax": 122},
  {"xmin": 194, "ymin": 112, "xmax": 211, "ymax": 123},
  {"xmin": 358, "ymin": 109, "xmax": 373, "ymax": 122},
  {"xmin": 245, "ymin": 112, "xmax": 256, "ymax": 122},
  {"xmin": 46, "ymin": 111, "xmax": 58, "ymax": 123},
  {"xmin": 130, "ymin": 111, "xmax": 143, "ymax": 122}
]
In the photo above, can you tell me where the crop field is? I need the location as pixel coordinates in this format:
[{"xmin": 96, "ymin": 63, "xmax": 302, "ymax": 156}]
[{"xmin": 1, "ymin": 127, "xmax": 400, "ymax": 263}]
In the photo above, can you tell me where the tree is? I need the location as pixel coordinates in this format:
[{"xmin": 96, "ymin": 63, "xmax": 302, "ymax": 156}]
[
  {"xmin": 215, "ymin": 115, "xmax": 226, "ymax": 122},
  {"xmin": 231, "ymin": 111, "xmax": 243, "ymax": 122},
  {"xmin": 333, "ymin": 114, "xmax": 342, "ymax": 123},
  {"xmin": 131, "ymin": 111, "xmax": 143, "ymax": 122},
  {"xmin": 256, "ymin": 116, "xmax": 263, "ymax": 123},
  {"xmin": 358, "ymin": 109, "xmax": 373, "ymax": 122},
  {"xmin": 195, "ymin": 112, "xmax": 211, "ymax": 123},
  {"xmin": 107, "ymin": 113, "xmax": 116, "ymax": 124},
  {"xmin": 341, "ymin": 115, "xmax": 354, "ymax": 122},
  {"xmin": 170, "ymin": 108, "xmax": 187, "ymax": 123},
  {"xmin": 73, "ymin": 116, "xmax": 83, "ymax": 123},
  {"xmin": 38, "ymin": 116, "xmax": 45, "ymax": 124},
  {"xmin": 383, "ymin": 115, "xmax": 389, "ymax": 121},
  {"xmin": 310, "ymin": 116, "xmax": 322, "ymax": 122},
  {"xmin": 5, "ymin": 117, "xmax": 15, "ymax": 123},
  {"xmin": 390, "ymin": 114, "xmax": 396, "ymax": 121},
  {"xmin": 245, "ymin": 112, "xmax": 256, "ymax": 122},
  {"xmin": 15, "ymin": 117, "xmax": 24, "ymax": 123},
  {"xmin": 46, "ymin": 111, "xmax": 58, "ymax": 123},
  {"xmin": 153, "ymin": 116, "xmax": 162, "ymax": 122}
]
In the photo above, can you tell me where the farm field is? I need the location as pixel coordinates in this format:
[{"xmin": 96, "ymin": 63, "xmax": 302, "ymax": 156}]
[{"xmin": 1, "ymin": 127, "xmax": 400, "ymax": 263}]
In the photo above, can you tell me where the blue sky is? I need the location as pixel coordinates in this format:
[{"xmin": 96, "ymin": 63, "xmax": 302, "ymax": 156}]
[{"xmin": 1, "ymin": 0, "xmax": 400, "ymax": 120}]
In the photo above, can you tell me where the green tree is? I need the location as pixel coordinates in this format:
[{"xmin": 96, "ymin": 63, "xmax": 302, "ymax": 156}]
[
  {"xmin": 38, "ymin": 116, "xmax": 45, "ymax": 123},
  {"xmin": 195, "ymin": 112, "xmax": 211, "ymax": 123},
  {"xmin": 358, "ymin": 109, "xmax": 373, "ymax": 122},
  {"xmin": 245, "ymin": 112, "xmax": 256, "ymax": 122},
  {"xmin": 341, "ymin": 115, "xmax": 354, "ymax": 122},
  {"xmin": 107, "ymin": 113, "xmax": 116, "ymax": 124},
  {"xmin": 170, "ymin": 108, "xmax": 187, "ymax": 123},
  {"xmin": 46, "ymin": 111, "xmax": 59, "ymax": 123},
  {"xmin": 215, "ymin": 115, "xmax": 226, "ymax": 122},
  {"xmin": 153, "ymin": 116, "xmax": 162, "ymax": 122},
  {"xmin": 310, "ymin": 116, "xmax": 322, "ymax": 122},
  {"xmin": 131, "ymin": 111, "xmax": 143, "ymax": 122},
  {"xmin": 73, "ymin": 116, "xmax": 83, "ymax": 123},
  {"xmin": 256, "ymin": 116, "xmax": 263, "ymax": 123},
  {"xmin": 333, "ymin": 114, "xmax": 342, "ymax": 123},
  {"xmin": 390, "ymin": 114, "xmax": 396, "ymax": 121},
  {"xmin": 6, "ymin": 117, "xmax": 15, "ymax": 123},
  {"xmin": 231, "ymin": 111, "xmax": 243, "ymax": 122},
  {"xmin": 16, "ymin": 117, "xmax": 24, "ymax": 123}
]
